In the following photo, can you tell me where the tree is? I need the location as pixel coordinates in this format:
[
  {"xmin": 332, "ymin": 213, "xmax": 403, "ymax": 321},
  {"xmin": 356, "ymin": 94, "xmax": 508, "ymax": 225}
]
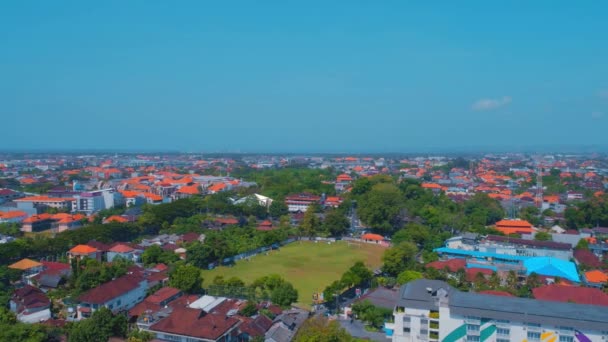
[
  {"xmin": 488, "ymin": 272, "xmax": 501, "ymax": 289},
  {"xmin": 381, "ymin": 242, "xmax": 417, "ymax": 276},
  {"xmin": 351, "ymin": 299, "xmax": 392, "ymax": 329},
  {"xmin": 270, "ymin": 282, "xmax": 298, "ymax": 307},
  {"xmin": 169, "ymin": 265, "xmax": 202, "ymax": 293},
  {"xmin": 299, "ymin": 209, "xmax": 320, "ymax": 238},
  {"xmin": 396, "ymin": 270, "xmax": 423, "ymax": 285},
  {"xmin": 294, "ymin": 316, "xmax": 354, "ymax": 342},
  {"xmin": 251, "ymin": 275, "xmax": 298, "ymax": 307},
  {"xmin": 322, "ymin": 209, "xmax": 350, "ymax": 237},
  {"xmin": 357, "ymin": 182, "xmax": 404, "ymax": 233},
  {"xmin": 506, "ymin": 270, "xmax": 518, "ymax": 289},
  {"xmin": 240, "ymin": 301, "xmax": 258, "ymax": 317},
  {"xmin": 68, "ymin": 307, "xmax": 127, "ymax": 342},
  {"xmin": 269, "ymin": 201, "xmax": 288, "ymax": 219},
  {"xmin": 141, "ymin": 245, "xmax": 163, "ymax": 265},
  {"xmin": 576, "ymin": 238, "xmax": 589, "ymax": 250},
  {"xmin": 534, "ymin": 231, "xmax": 551, "ymax": 241}
]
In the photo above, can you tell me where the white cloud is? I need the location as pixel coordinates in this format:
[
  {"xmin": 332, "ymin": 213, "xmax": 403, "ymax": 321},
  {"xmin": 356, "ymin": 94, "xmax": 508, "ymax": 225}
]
[
  {"xmin": 591, "ymin": 111, "xmax": 604, "ymax": 119},
  {"xmin": 471, "ymin": 96, "xmax": 512, "ymax": 111},
  {"xmin": 598, "ymin": 89, "xmax": 608, "ymax": 99}
]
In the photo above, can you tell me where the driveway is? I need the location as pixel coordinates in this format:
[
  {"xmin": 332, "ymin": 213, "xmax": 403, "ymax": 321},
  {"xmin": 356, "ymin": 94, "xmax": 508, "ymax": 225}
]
[{"xmin": 338, "ymin": 318, "xmax": 388, "ymax": 341}]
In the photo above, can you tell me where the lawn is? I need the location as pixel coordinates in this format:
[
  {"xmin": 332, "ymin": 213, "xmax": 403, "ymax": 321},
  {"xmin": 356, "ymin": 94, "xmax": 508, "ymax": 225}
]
[{"xmin": 201, "ymin": 240, "xmax": 387, "ymax": 307}]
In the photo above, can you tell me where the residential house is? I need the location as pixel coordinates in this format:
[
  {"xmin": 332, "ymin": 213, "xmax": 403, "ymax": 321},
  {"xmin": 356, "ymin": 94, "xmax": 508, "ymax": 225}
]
[
  {"xmin": 31, "ymin": 261, "xmax": 71, "ymax": 290},
  {"xmin": 68, "ymin": 244, "xmax": 101, "ymax": 262},
  {"xmin": 107, "ymin": 243, "xmax": 139, "ymax": 263},
  {"xmin": 10, "ymin": 285, "xmax": 51, "ymax": 323},
  {"xmin": 78, "ymin": 274, "xmax": 147, "ymax": 319},
  {"xmin": 0, "ymin": 210, "xmax": 27, "ymax": 223},
  {"xmin": 8, "ymin": 258, "xmax": 44, "ymax": 283},
  {"xmin": 265, "ymin": 308, "xmax": 308, "ymax": 342}
]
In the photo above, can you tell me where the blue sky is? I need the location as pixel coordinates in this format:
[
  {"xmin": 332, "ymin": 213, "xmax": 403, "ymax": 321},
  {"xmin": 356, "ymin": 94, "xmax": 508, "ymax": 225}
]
[{"xmin": 1, "ymin": 1, "xmax": 607, "ymax": 152}]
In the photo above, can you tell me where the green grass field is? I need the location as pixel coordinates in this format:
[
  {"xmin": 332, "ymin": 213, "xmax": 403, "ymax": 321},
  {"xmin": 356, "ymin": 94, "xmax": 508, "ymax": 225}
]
[{"xmin": 201, "ymin": 240, "xmax": 387, "ymax": 307}]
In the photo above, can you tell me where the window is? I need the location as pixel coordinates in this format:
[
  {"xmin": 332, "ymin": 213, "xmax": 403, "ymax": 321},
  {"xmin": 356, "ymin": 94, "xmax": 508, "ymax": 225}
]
[
  {"xmin": 402, "ymin": 316, "xmax": 411, "ymax": 322},
  {"xmin": 527, "ymin": 331, "xmax": 541, "ymax": 341},
  {"xmin": 117, "ymin": 299, "xmax": 122, "ymax": 306},
  {"xmin": 497, "ymin": 339, "xmax": 510, "ymax": 342},
  {"xmin": 403, "ymin": 327, "xmax": 410, "ymax": 333},
  {"xmin": 559, "ymin": 337, "xmax": 574, "ymax": 342},
  {"xmin": 162, "ymin": 334, "xmax": 180, "ymax": 342},
  {"xmin": 527, "ymin": 322, "xmax": 541, "ymax": 327},
  {"xmin": 496, "ymin": 328, "xmax": 509, "ymax": 336},
  {"xmin": 421, "ymin": 318, "xmax": 428, "ymax": 325},
  {"xmin": 467, "ymin": 324, "xmax": 480, "ymax": 332},
  {"xmin": 420, "ymin": 329, "xmax": 428, "ymax": 336},
  {"xmin": 466, "ymin": 336, "xmax": 480, "ymax": 342}
]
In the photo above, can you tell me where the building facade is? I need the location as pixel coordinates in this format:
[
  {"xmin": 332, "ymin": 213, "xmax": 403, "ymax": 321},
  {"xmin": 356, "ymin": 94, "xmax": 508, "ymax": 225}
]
[{"xmin": 389, "ymin": 279, "xmax": 608, "ymax": 342}]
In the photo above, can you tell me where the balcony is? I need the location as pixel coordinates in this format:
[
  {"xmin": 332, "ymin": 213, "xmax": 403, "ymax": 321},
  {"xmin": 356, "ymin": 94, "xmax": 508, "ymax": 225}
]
[
  {"xmin": 429, "ymin": 311, "xmax": 440, "ymax": 319},
  {"xmin": 430, "ymin": 322, "xmax": 439, "ymax": 330}
]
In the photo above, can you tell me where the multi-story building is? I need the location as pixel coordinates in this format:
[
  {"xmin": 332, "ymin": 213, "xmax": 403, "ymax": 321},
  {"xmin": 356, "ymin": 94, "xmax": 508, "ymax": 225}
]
[
  {"xmin": 389, "ymin": 279, "xmax": 608, "ymax": 342},
  {"xmin": 285, "ymin": 193, "xmax": 321, "ymax": 212},
  {"xmin": 15, "ymin": 196, "xmax": 76, "ymax": 214},
  {"xmin": 73, "ymin": 189, "xmax": 118, "ymax": 214}
]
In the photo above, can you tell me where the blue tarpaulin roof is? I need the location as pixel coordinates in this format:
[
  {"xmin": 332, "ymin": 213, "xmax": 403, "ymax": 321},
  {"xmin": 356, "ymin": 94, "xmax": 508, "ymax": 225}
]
[
  {"xmin": 434, "ymin": 248, "xmax": 580, "ymax": 282},
  {"xmin": 523, "ymin": 257, "xmax": 580, "ymax": 283}
]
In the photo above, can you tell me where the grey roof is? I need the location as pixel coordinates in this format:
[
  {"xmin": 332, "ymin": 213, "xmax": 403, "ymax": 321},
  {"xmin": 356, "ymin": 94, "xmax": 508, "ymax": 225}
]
[
  {"xmin": 273, "ymin": 308, "xmax": 308, "ymax": 330},
  {"xmin": 400, "ymin": 280, "xmax": 608, "ymax": 331},
  {"xmin": 397, "ymin": 279, "xmax": 455, "ymax": 311},
  {"xmin": 265, "ymin": 323, "xmax": 292, "ymax": 342},
  {"xmin": 358, "ymin": 287, "xmax": 400, "ymax": 310}
]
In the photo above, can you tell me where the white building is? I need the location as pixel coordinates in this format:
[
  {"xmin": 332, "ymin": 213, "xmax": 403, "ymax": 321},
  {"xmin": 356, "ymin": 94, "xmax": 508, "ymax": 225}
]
[
  {"xmin": 389, "ymin": 279, "xmax": 608, "ymax": 342},
  {"xmin": 74, "ymin": 189, "xmax": 118, "ymax": 214}
]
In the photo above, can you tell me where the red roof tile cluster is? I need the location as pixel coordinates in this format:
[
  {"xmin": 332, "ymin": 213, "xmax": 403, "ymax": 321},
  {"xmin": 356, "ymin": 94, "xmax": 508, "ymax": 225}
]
[
  {"xmin": 69, "ymin": 244, "xmax": 99, "ymax": 255},
  {"xmin": 361, "ymin": 233, "xmax": 384, "ymax": 241},
  {"xmin": 79, "ymin": 275, "xmax": 144, "ymax": 304},
  {"xmin": 150, "ymin": 307, "xmax": 240, "ymax": 340},
  {"xmin": 532, "ymin": 284, "xmax": 608, "ymax": 306},
  {"xmin": 466, "ymin": 268, "xmax": 494, "ymax": 282},
  {"xmin": 426, "ymin": 258, "xmax": 467, "ymax": 273},
  {"xmin": 573, "ymin": 249, "xmax": 602, "ymax": 268}
]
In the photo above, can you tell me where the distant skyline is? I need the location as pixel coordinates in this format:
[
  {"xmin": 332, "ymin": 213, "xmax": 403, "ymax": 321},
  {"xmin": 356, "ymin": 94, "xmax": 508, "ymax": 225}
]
[{"xmin": 1, "ymin": 1, "xmax": 607, "ymax": 152}]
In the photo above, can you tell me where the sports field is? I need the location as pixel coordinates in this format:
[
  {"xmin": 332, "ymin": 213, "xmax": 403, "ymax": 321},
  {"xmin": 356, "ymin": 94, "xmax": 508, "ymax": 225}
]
[{"xmin": 201, "ymin": 240, "xmax": 387, "ymax": 307}]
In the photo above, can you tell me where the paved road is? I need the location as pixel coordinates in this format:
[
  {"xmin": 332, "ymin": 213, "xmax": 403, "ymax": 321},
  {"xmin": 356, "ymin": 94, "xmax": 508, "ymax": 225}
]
[{"xmin": 338, "ymin": 318, "xmax": 387, "ymax": 341}]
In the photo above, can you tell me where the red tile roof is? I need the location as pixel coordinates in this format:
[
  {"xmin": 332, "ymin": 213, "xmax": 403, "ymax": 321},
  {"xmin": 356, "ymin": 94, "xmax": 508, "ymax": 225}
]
[
  {"xmin": 69, "ymin": 244, "xmax": 98, "ymax": 255},
  {"xmin": 361, "ymin": 233, "xmax": 384, "ymax": 241},
  {"xmin": 573, "ymin": 249, "xmax": 602, "ymax": 268},
  {"xmin": 109, "ymin": 244, "xmax": 134, "ymax": 253},
  {"xmin": 532, "ymin": 284, "xmax": 608, "ymax": 306},
  {"xmin": 147, "ymin": 287, "xmax": 181, "ymax": 305},
  {"xmin": 104, "ymin": 215, "xmax": 129, "ymax": 223},
  {"xmin": 79, "ymin": 275, "xmax": 144, "ymax": 304},
  {"xmin": 15, "ymin": 196, "xmax": 75, "ymax": 202},
  {"xmin": 465, "ymin": 268, "xmax": 493, "ymax": 282},
  {"xmin": 150, "ymin": 307, "xmax": 240, "ymax": 340},
  {"xmin": 584, "ymin": 270, "xmax": 608, "ymax": 284},
  {"xmin": 426, "ymin": 258, "xmax": 467, "ymax": 273}
]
